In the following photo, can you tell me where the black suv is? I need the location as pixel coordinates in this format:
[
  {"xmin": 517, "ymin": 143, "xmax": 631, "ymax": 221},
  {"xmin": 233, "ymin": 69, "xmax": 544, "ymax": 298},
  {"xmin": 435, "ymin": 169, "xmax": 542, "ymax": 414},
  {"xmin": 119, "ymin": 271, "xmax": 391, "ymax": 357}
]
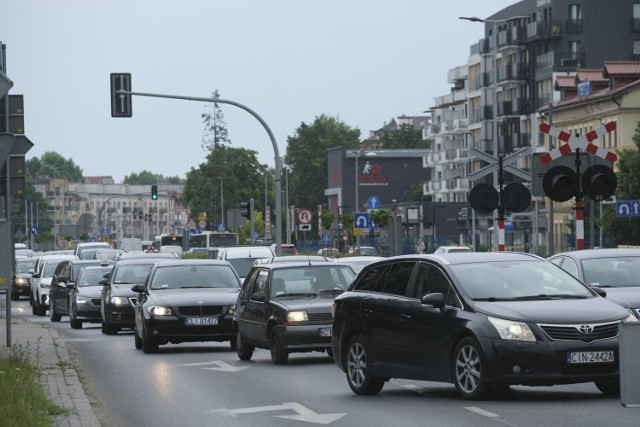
[
  {"xmin": 234, "ymin": 262, "xmax": 355, "ymax": 364},
  {"xmin": 332, "ymin": 253, "xmax": 633, "ymax": 399}
]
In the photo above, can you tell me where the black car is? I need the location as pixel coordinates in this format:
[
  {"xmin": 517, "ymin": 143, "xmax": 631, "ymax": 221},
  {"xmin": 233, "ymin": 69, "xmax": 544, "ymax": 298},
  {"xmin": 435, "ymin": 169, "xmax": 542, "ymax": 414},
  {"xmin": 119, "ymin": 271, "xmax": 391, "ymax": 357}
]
[
  {"xmin": 132, "ymin": 259, "xmax": 241, "ymax": 353},
  {"xmin": 101, "ymin": 258, "xmax": 166, "ymax": 335},
  {"xmin": 68, "ymin": 265, "xmax": 115, "ymax": 329},
  {"xmin": 234, "ymin": 262, "xmax": 356, "ymax": 364},
  {"xmin": 549, "ymin": 248, "xmax": 640, "ymax": 319},
  {"xmin": 331, "ymin": 252, "xmax": 635, "ymax": 400},
  {"xmin": 49, "ymin": 259, "xmax": 112, "ymax": 322},
  {"xmin": 11, "ymin": 257, "xmax": 37, "ymax": 300}
]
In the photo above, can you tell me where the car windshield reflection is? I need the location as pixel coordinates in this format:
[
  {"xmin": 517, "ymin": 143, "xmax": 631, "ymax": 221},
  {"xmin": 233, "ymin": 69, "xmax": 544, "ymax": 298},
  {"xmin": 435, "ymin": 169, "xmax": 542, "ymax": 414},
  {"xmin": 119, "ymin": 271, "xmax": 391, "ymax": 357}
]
[
  {"xmin": 150, "ymin": 265, "xmax": 240, "ymax": 290},
  {"xmin": 582, "ymin": 256, "xmax": 640, "ymax": 287},
  {"xmin": 270, "ymin": 266, "xmax": 355, "ymax": 298},
  {"xmin": 450, "ymin": 260, "xmax": 593, "ymax": 300}
]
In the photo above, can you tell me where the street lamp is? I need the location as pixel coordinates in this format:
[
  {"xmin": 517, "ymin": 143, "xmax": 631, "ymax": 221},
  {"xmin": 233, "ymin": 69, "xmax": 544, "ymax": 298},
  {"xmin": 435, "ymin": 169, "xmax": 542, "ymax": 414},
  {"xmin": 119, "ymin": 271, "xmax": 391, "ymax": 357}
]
[
  {"xmin": 432, "ymin": 204, "xmax": 446, "ymax": 253},
  {"xmin": 459, "ymin": 15, "xmax": 527, "ymax": 251},
  {"xmin": 215, "ymin": 176, "xmax": 224, "ymax": 228}
]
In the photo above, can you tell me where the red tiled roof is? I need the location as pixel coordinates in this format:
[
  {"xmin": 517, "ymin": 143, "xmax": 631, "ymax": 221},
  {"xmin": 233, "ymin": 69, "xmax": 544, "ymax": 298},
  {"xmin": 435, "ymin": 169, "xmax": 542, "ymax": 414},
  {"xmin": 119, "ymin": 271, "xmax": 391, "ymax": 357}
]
[
  {"xmin": 576, "ymin": 68, "xmax": 606, "ymax": 82},
  {"xmin": 555, "ymin": 75, "xmax": 576, "ymax": 89},
  {"xmin": 604, "ymin": 61, "xmax": 640, "ymax": 77}
]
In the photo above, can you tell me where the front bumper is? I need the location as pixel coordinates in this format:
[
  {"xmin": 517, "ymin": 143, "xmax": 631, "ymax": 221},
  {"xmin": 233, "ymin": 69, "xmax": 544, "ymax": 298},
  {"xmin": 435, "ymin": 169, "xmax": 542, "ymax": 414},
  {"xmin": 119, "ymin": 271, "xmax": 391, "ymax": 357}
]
[
  {"xmin": 275, "ymin": 323, "xmax": 333, "ymax": 352},
  {"xmin": 104, "ymin": 299, "xmax": 136, "ymax": 327},
  {"xmin": 74, "ymin": 298, "xmax": 102, "ymax": 322},
  {"xmin": 478, "ymin": 335, "xmax": 619, "ymax": 386},
  {"xmin": 145, "ymin": 314, "xmax": 235, "ymax": 343}
]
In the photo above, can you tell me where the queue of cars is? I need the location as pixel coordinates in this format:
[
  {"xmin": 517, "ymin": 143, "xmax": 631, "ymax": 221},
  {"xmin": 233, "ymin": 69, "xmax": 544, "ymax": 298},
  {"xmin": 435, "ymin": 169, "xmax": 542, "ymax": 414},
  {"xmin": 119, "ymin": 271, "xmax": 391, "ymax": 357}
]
[{"xmin": 11, "ymin": 242, "xmax": 640, "ymax": 400}]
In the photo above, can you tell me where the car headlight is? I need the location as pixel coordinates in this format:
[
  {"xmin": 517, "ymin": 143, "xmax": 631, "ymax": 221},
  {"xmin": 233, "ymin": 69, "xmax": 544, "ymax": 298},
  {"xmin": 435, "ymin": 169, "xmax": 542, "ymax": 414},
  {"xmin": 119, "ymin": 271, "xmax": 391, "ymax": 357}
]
[
  {"xmin": 110, "ymin": 296, "xmax": 129, "ymax": 306},
  {"xmin": 226, "ymin": 304, "xmax": 236, "ymax": 316},
  {"xmin": 488, "ymin": 316, "xmax": 536, "ymax": 342},
  {"xmin": 148, "ymin": 306, "xmax": 173, "ymax": 316},
  {"xmin": 623, "ymin": 310, "xmax": 639, "ymax": 322},
  {"xmin": 76, "ymin": 295, "xmax": 91, "ymax": 304},
  {"xmin": 287, "ymin": 311, "xmax": 308, "ymax": 322},
  {"xmin": 15, "ymin": 277, "xmax": 28, "ymax": 285}
]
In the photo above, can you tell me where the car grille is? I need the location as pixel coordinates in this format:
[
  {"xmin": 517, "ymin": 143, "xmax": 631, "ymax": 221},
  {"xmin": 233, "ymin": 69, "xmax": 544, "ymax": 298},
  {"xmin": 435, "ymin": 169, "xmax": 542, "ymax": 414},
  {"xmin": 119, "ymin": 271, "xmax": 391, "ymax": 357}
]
[
  {"xmin": 91, "ymin": 298, "xmax": 102, "ymax": 306},
  {"xmin": 538, "ymin": 321, "xmax": 619, "ymax": 343},
  {"xmin": 308, "ymin": 313, "xmax": 333, "ymax": 322},
  {"xmin": 177, "ymin": 306, "xmax": 224, "ymax": 316}
]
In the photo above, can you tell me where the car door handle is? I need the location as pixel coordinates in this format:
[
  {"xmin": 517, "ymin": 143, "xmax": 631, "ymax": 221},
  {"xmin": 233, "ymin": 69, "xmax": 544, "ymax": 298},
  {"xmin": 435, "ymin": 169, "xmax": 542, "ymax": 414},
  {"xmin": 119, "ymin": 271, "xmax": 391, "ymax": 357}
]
[
  {"xmin": 400, "ymin": 314, "xmax": 411, "ymax": 322},
  {"xmin": 363, "ymin": 308, "xmax": 373, "ymax": 316}
]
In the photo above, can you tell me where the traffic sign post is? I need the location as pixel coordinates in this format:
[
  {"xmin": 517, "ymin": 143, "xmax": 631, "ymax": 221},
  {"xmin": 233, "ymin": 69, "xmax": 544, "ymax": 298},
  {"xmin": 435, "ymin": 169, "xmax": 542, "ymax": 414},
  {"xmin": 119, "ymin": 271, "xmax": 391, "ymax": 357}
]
[{"xmin": 539, "ymin": 122, "xmax": 618, "ymax": 250}]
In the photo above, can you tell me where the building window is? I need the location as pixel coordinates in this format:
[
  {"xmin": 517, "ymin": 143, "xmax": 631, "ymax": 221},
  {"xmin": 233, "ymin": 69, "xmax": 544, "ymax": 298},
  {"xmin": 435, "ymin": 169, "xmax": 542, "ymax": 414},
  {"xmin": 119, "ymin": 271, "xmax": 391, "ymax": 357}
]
[
  {"xmin": 634, "ymin": 40, "xmax": 640, "ymax": 55},
  {"xmin": 633, "ymin": 3, "xmax": 640, "ymax": 31},
  {"xmin": 567, "ymin": 4, "xmax": 582, "ymax": 33}
]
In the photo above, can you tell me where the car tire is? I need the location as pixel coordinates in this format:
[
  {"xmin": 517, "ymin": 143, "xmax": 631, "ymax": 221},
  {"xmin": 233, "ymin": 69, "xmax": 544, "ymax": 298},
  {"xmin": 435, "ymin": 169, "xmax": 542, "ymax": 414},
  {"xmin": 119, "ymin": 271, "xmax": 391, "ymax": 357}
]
[
  {"xmin": 101, "ymin": 321, "xmax": 106, "ymax": 334},
  {"xmin": 49, "ymin": 303, "xmax": 61, "ymax": 322},
  {"xmin": 36, "ymin": 298, "xmax": 46, "ymax": 316},
  {"xmin": 32, "ymin": 300, "xmax": 37, "ymax": 315},
  {"xmin": 327, "ymin": 347, "xmax": 334, "ymax": 358},
  {"xmin": 134, "ymin": 328, "xmax": 143, "ymax": 350},
  {"xmin": 345, "ymin": 335, "xmax": 385, "ymax": 395},
  {"xmin": 105, "ymin": 322, "xmax": 118, "ymax": 335},
  {"xmin": 236, "ymin": 330, "xmax": 254, "ymax": 361},
  {"xmin": 269, "ymin": 329, "xmax": 289, "ymax": 365},
  {"xmin": 595, "ymin": 379, "xmax": 620, "ymax": 396},
  {"xmin": 10, "ymin": 288, "xmax": 19, "ymax": 301},
  {"xmin": 453, "ymin": 337, "xmax": 487, "ymax": 400},
  {"xmin": 70, "ymin": 316, "xmax": 82, "ymax": 329},
  {"xmin": 141, "ymin": 323, "xmax": 159, "ymax": 354}
]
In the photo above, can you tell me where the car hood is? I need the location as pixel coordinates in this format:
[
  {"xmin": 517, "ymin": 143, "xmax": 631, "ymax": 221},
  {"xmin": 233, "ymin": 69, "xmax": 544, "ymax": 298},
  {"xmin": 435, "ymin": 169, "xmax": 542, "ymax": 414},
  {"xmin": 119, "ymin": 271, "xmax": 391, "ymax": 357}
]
[
  {"xmin": 76, "ymin": 286, "xmax": 103, "ymax": 298},
  {"xmin": 272, "ymin": 295, "xmax": 335, "ymax": 312},
  {"xmin": 472, "ymin": 297, "xmax": 629, "ymax": 324},
  {"xmin": 149, "ymin": 288, "xmax": 240, "ymax": 306},
  {"xmin": 600, "ymin": 286, "xmax": 640, "ymax": 308}
]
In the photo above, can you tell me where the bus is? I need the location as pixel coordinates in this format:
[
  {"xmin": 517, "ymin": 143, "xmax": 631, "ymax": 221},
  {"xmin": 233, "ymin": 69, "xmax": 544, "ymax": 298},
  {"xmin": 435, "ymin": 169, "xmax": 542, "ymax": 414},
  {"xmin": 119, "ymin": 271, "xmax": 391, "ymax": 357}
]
[
  {"xmin": 190, "ymin": 231, "xmax": 238, "ymax": 249},
  {"xmin": 154, "ymin": 234, "xmax": 184, "ymax": 251}
]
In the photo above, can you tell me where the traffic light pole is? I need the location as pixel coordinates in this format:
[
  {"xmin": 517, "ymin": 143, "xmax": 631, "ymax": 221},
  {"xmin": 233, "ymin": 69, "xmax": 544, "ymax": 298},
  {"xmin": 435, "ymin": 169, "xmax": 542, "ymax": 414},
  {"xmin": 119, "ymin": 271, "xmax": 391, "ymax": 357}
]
[
  {"xmin": 573, "ymin": 148, "xmax": 585, "ymax": 250},
  {"xmin": 497, "ymin": 156, "xmax": 506, "ymax": 252},
  {"xmin": 112, "ymin": 88, "xmax": 283, "ymax": 255}
]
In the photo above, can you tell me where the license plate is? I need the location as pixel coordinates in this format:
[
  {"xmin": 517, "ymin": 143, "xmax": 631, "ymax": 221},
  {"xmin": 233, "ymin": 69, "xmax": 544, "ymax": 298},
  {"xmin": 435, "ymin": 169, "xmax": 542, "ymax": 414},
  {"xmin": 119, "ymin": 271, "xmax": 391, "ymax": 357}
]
[
  {"xmin": 185, "ymin": 317, "xmax": 218, "ymax": 326},
  {"xmin": 319, "ymin": 328, "xmax": 332, "ymax": 337},
  {"xmin": 567, "ymin": 351, "xmax": 614, "ymax": 364}
]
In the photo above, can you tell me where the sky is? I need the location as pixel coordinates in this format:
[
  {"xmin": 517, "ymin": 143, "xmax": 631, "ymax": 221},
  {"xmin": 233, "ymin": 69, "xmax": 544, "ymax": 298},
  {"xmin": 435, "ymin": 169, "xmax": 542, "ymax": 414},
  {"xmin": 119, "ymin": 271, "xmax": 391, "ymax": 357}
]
[{"xmin": 2, "ymin": 0, "xmax": 515, "ymax": 183}]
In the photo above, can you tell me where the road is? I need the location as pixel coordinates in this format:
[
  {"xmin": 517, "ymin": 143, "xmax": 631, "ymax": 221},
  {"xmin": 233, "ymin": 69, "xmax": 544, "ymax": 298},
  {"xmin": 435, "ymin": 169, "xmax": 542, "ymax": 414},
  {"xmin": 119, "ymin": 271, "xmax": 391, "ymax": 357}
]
[{"xmin": 15, "ymin": 299, "xmax": 640, "ymax": 427}]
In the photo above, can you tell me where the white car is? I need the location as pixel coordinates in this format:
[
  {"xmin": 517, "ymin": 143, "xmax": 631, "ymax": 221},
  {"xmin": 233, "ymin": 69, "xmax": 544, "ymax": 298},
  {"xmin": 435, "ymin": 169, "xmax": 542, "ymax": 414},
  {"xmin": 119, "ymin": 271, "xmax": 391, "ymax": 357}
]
[
  {"xmin": 30, "ymin": 254, "xmax": 77, "ymax": 316},
  {"xmin": 217, "ymin": 246, "xmax": 274, "ymax": 279}
]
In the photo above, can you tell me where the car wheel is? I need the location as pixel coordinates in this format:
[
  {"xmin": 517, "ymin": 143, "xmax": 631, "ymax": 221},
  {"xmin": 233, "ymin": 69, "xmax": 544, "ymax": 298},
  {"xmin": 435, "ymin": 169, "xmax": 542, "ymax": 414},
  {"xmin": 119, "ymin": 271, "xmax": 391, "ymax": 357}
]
[
  {"xmin": 70, "ymin": 315, "xmax": 82, "ymax": 329},
  {"xmin": 49, "ymin": 303, "xmax": 61, "ymax": 322},
  {"xmin": 453, "ymin": 337, "xmax": 487, "ymax": 400},
  {"xmin": 32, "ymin": 300, "xmax": 37, "ymax": 315},
  {"xmin": 345, "ymin": 335, "xmax": 385, "ymax": 395},
  {"xmin": 36, "ymin": 298, "xmax": 46, "ymax": 316},
  {"xmin": 10, "ymin": 288, "xmax": 19, "ymax": 301},
  {"xmin": 595, "ymin": 379, "xmax": 620, "ymax": 396},
  {"xmin": 229, "ymin": 334, "xmax": 237, "ymax": 351},
  {"xmin": 141, "ymin": 323, "xmax": 159, "ymax": 354},
  {"xmin": 327, "ymin": 347, "xmax": 334, "ymax": 358},
  {"xmin": 101, "ymin": 321, "xmax": 106, "ymax": 334},
  {"xmin": 236, "ymin": 330, "xmax": 254, "ymax": 361},
  {"xmin": 105, "ymin": 322, "xmax": 118, "ymax": 335},
  {"xmin": 269, "ymin": 329, "xmax": 288, "ymax": 365}
]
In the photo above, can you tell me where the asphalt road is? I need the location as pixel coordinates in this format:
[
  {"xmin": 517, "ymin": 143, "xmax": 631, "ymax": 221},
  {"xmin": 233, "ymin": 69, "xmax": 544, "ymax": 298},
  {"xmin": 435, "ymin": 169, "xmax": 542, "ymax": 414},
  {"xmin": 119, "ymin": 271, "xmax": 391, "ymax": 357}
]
[{"xmin": 18, "ymin": 298, "xmax": 640, "ymax": 427}]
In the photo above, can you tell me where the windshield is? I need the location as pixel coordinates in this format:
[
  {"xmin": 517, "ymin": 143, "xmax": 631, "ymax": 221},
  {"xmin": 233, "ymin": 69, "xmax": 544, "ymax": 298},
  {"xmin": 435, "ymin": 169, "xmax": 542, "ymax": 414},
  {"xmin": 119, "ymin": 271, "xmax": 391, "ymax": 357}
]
[
  {"xmin": 16, "ymin": 259, "xmax": 37, "ymax": 273},
  {"xmin": 582, "ymin": 256, "xmax": 640, "ymax": 287},
  {"xmin": 270, "ymin": 265, "xmax": 355, "ymax": 297},
  {"xmin": 228, "ymin": 258, "xmax": 270, "ymax": 278},
  {"xmin": 450, "ymin": 260, "xmax": 593, "ymax": 300},
  {"xmin": 150, "ymin": 265, "xmax": 240, "ymax": 290},
  {"xmin": 77, "ymin": 267, "xmax": 113, "ymax": 287},
  {"xmin": 113, "ymin": 265, "xmax": 154, "ymax": 284},
  {"xmin": 42, "ymin": 262, "xmax": 61, "ymax": 278}
]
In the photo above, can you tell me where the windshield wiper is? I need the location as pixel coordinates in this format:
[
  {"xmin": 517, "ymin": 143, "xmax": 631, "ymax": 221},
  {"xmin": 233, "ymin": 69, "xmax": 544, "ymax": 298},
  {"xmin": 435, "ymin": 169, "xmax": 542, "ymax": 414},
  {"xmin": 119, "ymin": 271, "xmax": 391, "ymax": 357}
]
[
  {"xmin": 274, "ymin": 293, "xmax": 316, "ymax": 298},
  {"xmin": 472, "ymin": 297, "xmax": 515, "ymax": 302},
  {"xmin": 512, "ymin": 294, "xmax": 588, "ymax": 301},
  {"xmin": 319, "ymin": 288, "xmax": 344, "ymax": 294}
]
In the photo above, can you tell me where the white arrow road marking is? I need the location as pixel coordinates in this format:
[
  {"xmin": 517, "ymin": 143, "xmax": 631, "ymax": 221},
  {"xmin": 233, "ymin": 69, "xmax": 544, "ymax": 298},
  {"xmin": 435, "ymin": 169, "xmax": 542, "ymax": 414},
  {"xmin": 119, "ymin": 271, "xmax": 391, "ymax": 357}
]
[
  {"xmin": 465, "ymin": 407, "xmax": 499, "ymax": 418},
  {"xmin": 175, "ymin": 360, "xmax": 250, "ymax": 372},
  {"xmin": 209, "ymin": 402, "xmax": 346, "ymax": 425}
]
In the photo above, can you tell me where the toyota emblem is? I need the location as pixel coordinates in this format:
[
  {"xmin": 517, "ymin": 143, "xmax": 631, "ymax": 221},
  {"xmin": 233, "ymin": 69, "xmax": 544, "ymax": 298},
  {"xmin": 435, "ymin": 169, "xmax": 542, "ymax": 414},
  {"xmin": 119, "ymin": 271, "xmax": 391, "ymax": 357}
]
[{"xmin": 578, "ymin": 324, "xmax": 593, "ymax": 334}]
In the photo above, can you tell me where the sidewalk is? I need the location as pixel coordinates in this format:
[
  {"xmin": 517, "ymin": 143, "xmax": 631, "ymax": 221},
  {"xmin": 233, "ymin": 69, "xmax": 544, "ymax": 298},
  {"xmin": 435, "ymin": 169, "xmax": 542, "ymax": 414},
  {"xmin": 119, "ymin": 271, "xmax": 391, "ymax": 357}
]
[{"xmin": 1, "ymin": 296, "xmax": 101, "ymax": 427}]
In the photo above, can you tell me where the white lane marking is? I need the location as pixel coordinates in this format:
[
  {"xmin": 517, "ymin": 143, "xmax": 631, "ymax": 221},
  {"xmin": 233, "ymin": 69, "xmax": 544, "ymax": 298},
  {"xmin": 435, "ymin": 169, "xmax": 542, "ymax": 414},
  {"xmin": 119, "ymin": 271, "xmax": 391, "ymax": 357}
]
[
  {"xmin": 465, "ymin": 406, "xmax": 499, "ymax": 418},
  {"xmin": 209, "ymin": 402, "xmax": 346, "ymax": 424}
]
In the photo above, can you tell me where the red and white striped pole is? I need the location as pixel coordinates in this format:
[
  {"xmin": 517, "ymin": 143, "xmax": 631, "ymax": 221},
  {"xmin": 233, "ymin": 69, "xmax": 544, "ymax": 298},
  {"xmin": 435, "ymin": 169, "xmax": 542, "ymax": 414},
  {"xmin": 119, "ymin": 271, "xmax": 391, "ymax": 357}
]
[
  {"xmin": 498, "ymin": 215, "xmax": 506, "ymax": 252},
  {"xmin": 575, "ymin": 200, "xmax": 585, "ymax": 250}
]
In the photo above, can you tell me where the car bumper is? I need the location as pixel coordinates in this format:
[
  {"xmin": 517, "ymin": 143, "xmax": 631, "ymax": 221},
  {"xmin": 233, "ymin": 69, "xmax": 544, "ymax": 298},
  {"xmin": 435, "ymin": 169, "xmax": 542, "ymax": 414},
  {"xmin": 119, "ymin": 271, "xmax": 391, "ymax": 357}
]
[
  {"xmin": 75, "ymin": 301, "xmax": 102, "ymax": 322},
  {"xmin": 104, "ymin": 304, "xmax": 136, "ymax": 327},
  {"xmin": 479, "ymin": 336, "xmax": 619, "ymax": 385},
  {"xmin": 276, "ymin": 323, "xmax": 333, "ymax": 352},
  {"xmin": 145, "ymin": 315, "xmax": 235, "ymax": 343},
  {"xmin": 12, "ymin": 283, "xmax": 30, "ymax": 295}
]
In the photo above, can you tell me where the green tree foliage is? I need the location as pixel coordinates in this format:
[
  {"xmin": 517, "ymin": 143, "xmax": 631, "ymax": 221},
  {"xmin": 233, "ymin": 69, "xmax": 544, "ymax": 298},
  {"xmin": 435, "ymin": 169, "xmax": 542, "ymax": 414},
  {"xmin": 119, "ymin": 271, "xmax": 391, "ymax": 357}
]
[
  {"xmin": 378, "ymin": 123, "xmax": 430, "ymax": 149},
  {"xmin": 26, "ymin": 151, "xmax": 83, "ymax": 182},
  {"xmin": 599, "ymin": 121, "xmax": 640, "ymax": 245},
  {"xmin": 286, "ymin": 115, "xmax": 360, "ymax": 211},
  {"xmin": 183, "ymin": 146, "xmax": 268, "ymax": 227},
  {"xmin": 370, "ymin": 209, "xmax": 392, "ymax": 229},
  {"xmin": 9, "ymin": 176, "xmax": 53, "ymax": 243},
  {"xmin": 201, "ymin": 89, "xmax": 231, "ymax": 151},
  {"xmin": 320, "ymin": 209, "xmax": 335, "ymax": 231},
  {"xmin": 123, "ymin": 171, "xmax": 183, "ymax": 185}
]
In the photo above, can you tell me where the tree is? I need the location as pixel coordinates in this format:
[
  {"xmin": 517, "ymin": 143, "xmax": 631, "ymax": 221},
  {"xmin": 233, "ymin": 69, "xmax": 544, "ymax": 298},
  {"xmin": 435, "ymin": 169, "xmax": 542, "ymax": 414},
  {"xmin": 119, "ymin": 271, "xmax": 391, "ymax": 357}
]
[
  {"xmin": 320, "ymin": 209, "xmax": 335, "ymax": 233},
  {"xmin": 27, "ymin": 151, "xmax": 83, "ymax": 182},
  {"xmin": 378, "ymin": 123, "xmax": 430, "ymax": 149},
  {"xmin": 286, "ymin": 115, "xmax": 360, "ymax": 211},
  {"xmin": 599, "ymin": 121, "xmax": 640, "ymax": 245},
  {"xmin": 201, "ymin": 89, "xmax": 231, "ymax": 151},
  {"xmin": 123, "ymin": 171, "xmax": 183, "ymax": 185},
  {"xmin": 370, "ymin": 209, "xmax": 392, "ymax": 229}
]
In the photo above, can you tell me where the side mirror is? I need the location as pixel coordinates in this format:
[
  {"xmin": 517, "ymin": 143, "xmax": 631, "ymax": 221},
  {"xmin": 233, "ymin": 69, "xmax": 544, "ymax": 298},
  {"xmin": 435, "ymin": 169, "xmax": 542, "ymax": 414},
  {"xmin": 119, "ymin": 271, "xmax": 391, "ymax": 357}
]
[
  {"xmin": 591, "ymin": 287, "xmax": 607, "ymax": 298},
  {"xmin": 99, "ymin": 278, "xmax": 109, "ymax": 286},
  {"xmin": 131, "ymin": 284, "xmax": 146, "ymax": 294},
  {"xmin": 57, "ymin": 276, "xmax": 69, "ymax": 283},
  {"xmin": 65, "ymin": 282, "xmax": 76, "ymax": 290},
  {"xmin": 421, "ymin": 292, "xmax": 445, "ymax": 309}
]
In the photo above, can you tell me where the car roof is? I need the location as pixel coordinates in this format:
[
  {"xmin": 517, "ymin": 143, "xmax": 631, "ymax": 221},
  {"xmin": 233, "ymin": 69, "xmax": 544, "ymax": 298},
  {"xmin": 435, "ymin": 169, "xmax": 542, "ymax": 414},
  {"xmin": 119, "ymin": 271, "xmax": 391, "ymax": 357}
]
[
  {"xmin": 114, "ymin": 258, "xmax": 168, "ymax": 266},
  {"xmin": 251, "ymin": 261, "xmax": 352, "ymax": 271},
  {"xmin": 153, "ymin": 259, "xmax": 232, "ymax": 267},
  {"xmin": 387, "ymin": 252, "xmax": 543, "ymax": 266},
  {"xmin": 550, "ymin": 248, "xmax": 640, "ymax": 260}
]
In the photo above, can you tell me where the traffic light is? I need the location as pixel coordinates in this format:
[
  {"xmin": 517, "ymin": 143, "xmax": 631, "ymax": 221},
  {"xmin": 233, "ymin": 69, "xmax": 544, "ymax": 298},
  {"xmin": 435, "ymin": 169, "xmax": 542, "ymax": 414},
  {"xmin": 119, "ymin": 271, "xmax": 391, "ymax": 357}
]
[
  {"xmin": 543, "ymin": 164, "xmax": 617, "ymax": 202},
  {"xmin": 543, "ymin": 166, "xmax": 578, "ymax": 202},
  {"xmin": 151, "ymin": 184, "xmax": 158, "ymax": 200},
  {"xmin": 240, "ymin": 199, "xmax": 252, "ymax": 221},
  {"xmin": 138, "ymin": 211, "xmax": 143, "ymax": 220},
  {"xmin": 581, "ymin": 164, "xmax": 617, "ymax": 200}
]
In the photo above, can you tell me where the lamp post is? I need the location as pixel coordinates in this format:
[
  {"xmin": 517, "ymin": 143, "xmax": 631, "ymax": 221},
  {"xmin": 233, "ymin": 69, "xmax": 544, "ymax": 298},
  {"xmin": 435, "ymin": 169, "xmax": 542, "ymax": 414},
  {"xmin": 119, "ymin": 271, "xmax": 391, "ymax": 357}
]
[
  {"xmin": 215, "ymin": 176, "xmax": 224, "ymax": 229},
  {"xmin": 432, "ymin": 204, "xmax": 446, "ymax": 253},
  {"xmin": 459, "ymin": 15, "xmax": 527, "ymax": 251}
]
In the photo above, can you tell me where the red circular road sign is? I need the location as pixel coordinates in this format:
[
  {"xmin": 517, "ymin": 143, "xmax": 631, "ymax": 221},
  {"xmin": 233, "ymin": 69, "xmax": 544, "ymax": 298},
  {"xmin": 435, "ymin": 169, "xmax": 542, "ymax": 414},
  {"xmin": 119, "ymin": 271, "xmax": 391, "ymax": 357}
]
[{"xmin": 297, "ymin": 208, "xmax": 313, "ymax": 224}]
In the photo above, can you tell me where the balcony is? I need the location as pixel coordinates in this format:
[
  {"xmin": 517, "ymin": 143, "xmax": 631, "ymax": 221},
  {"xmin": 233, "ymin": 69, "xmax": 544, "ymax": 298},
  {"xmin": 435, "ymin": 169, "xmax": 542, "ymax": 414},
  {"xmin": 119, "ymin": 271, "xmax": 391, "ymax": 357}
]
[
  {"xmin": 497, "ymin": 26, "xmax": 527, "ymax": 50},
  {"xmin": 497, "ymin": 62, "xmax": 529, "ymax": 84},
  {"xmin": 527, "ymin": 20, "xmax": 563, "ymax": 40},
  {"xmin": 565, "ymin": 19, "xmax": 582, "ymax": 34},
  {"xmin": 422, "ymin": 124, "xmax": 441, "ymax": 139}
]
